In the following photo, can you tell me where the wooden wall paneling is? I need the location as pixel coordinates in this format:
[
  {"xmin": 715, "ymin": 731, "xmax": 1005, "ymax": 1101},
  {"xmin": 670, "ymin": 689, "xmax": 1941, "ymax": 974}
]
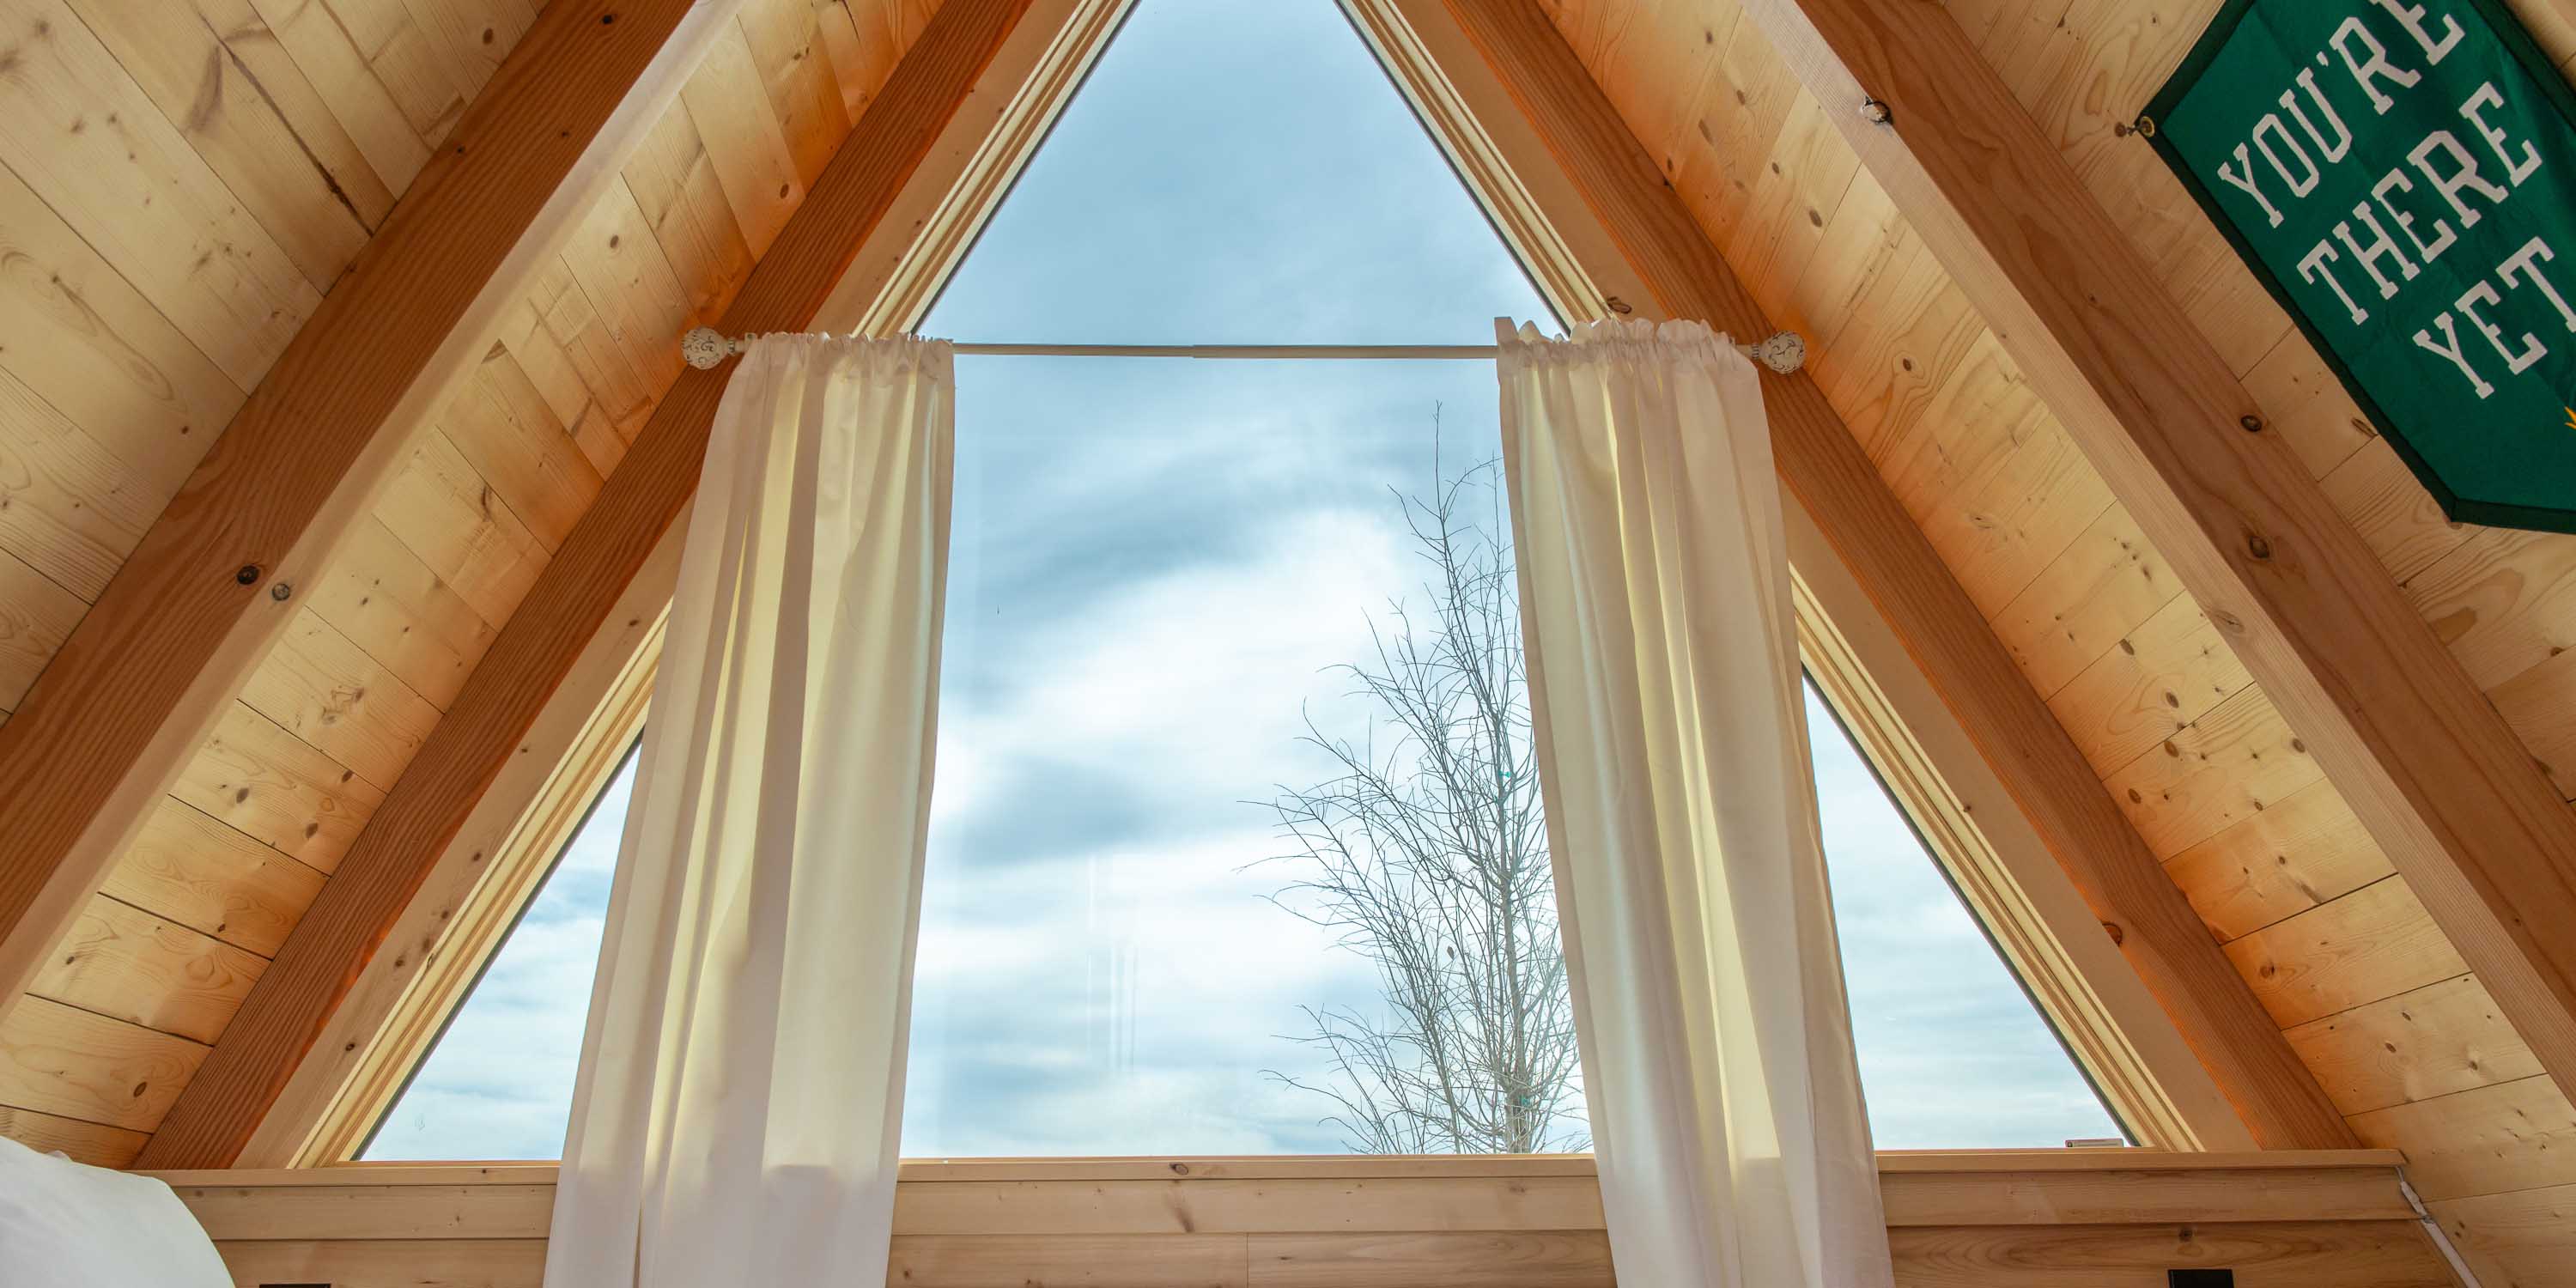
[
  {"xmin": 0, "ymin": 548, "xmax": 80, "ymax": 712},
  {"xmin": 556, "ymin": 182, "xmax": 694, "ymax": 407},
  {"xmin": 167, "ymin": 702, "xmax": 382, "ymax": 872},
  {"xmin": 0, "ymin": 367, "xmax": 161, "ymax": 601},
  {"xmin": 0, "ymin": 1102, "xmax": 145, "ymax": 1166},
  {"xmin": 1673, "ymin": 12, "xmax": 1801, "ymax": 251},
  {"xmin": 2351, "ymin": 1073, "xmax": 2576, "ymax": 1202},
  {"xmin": 2405, "ymin": 526, "xmax": 2576, "ymax": 692},
  {"xmin": 1805, "ymin": 235, "xmax": 1984, "ymax": 464},
  {"xmin": 2098, "ymin": 684, "xmax": 2323, "ymax": 860},
  {"xmin": 1992, "ymin": 505, "xmax": 2178, "ymax": 702},
  {"xmin": 215, "ymin": 1236, "xmax": 550, "ymax": 1288},
  {"xmin": 239, "ymin": 0, "xmax": 433, "ymax": 192},
  {"xmin": 321, "ymin": 0, "xmax": 474, "ymax": 145},
  {"xmin": 2160, "ymin": 778, "xmax": 2392, "ymax": 947},
  {"xmin": 1775, "ymin": 163, "xmax": 1899, "ymax": 351},
  {"xmin": 1427, "ymin": 0, "xmax": 2351, "ymax": 1149},
  {"xmin": 492, "ymin": 295, "xmax": 642, "ymax": 473},
  {"xmin": 2432, "ymin": 1182, "xmax": 2576, "ymax": 1288},
  {"xmin": 440, "ymin": 345, "xmax": 609, "ymax": 552},
  {"xmin": 1907, "ymin": 417, "xmax": 2111, "ymax": 623},
  {"xmin": 2285, "ymin": 972, "xmax": 2543, "ymax": 1119},
  {"xmin": 1713, "ymin": 87, "xmax": 1856, "ymax": 303},
  {"xmin": 133, "ymin": 0, "xmax": 1044, "ymax": 1170},
  {"xmin": 305, "ymin": 519, "xmax": 501, "ymax": 714},
  {"xmin": 149, "ymin": 1156, "xmax": 2453, "ymax": 1288},
  {"xmin": 524, "ymin": 259, "xmax": 659, "ymax": 434},
  {"xmin": 63, "ymin": 0, "xmax": 388, "ymax": 289},
  {"xmin": 0, "ymin": 0, "xmax": 751, "ymax": 1020},
  {"xmin": 27, "ymin": 894, "xmax": 264, "ymax": 1042},
  {"xmin": 2044, "ymin": 589, "xmax": 2247, "ymax": 779},
  {"xmin": 1737, "ymin": 0, "xmax": 2576, "ymax": 1114},
  {"xmin": 0, "ymin": 155, "xmax": 244, "ymax": 497},
  {"xmin": 678, "ymin": 24, "xmax": 809, "ymax": 257},
  {"xmin": 739, "ymin": 0, "xmax": 855, "ymax": 186},
  {"xmin": 2235, "ymin": 334, "xmax": 2373, "ymax": 483},
  {"xmin": 0, "ymin": 993, "xmax": 205, "ymax": 1130},
  {"xmin": 0, "ymin": 0, "xmax": 318, "ymax": 386},
  {"xmin": 376, "ymin": 429, "xmax": 552, "ymax": 628},
  {"xmin": 2319, "ymin": 439, "xmax": 2474, "ymax": 589},
  {"xmin": 402, "ymin": 0, "xmax": 538, "ymax": 106},
  {"xmin": 2227, "ymin": 878, "xmax": 2470, "ymax": 1032},
  {"xmin": 97, "ymin": 798, "xmax": 325, "ymax": 958},
  {"xmin": 621, "ymin": 102, "xmax": 759, "ymax": 326},
  {"xmin": 239, "ymin": 611, "xmax": 445, "ymax": 793}
]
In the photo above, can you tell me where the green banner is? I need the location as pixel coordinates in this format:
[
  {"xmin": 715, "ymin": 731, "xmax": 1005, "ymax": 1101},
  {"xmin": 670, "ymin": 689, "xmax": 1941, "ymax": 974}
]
[{"xmin": 2146, "ymin": 0, "xmax": 2576, "ymax": 532}]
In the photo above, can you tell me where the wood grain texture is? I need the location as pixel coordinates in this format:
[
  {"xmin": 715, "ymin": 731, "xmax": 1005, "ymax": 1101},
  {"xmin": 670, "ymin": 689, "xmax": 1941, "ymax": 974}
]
[
  {"xmin": 0, "ymin": 0, "xmax": 738, "ymax": 1028},
  {"xmin": 130, "ymin": 0, "xmax": 1040, "ymax": 1170},
  {"xmin": 1437, "ymin": 0, "xmax": 2350, "ymax": 1148},
  {"xmin": 155, "ymin": 1155, "xmax": 2445, "ymax": 1288},
  {"xmin": 1735, "ymin": 0, "xmax": 2576, "ymax": 1115}
]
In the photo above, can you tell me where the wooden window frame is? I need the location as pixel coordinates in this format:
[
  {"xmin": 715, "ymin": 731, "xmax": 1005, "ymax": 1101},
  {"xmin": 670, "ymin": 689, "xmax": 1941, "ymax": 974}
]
[{"xmin": 271, "ymin": 0, "xmax": 2251, "ymax": 1163}]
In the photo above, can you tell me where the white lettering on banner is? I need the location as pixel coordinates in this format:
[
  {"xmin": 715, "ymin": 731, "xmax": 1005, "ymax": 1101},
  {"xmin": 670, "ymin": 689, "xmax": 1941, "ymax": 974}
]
[{"xmin": 2197, "ymin": 3, "xmax": 2565, "ymax": 400}]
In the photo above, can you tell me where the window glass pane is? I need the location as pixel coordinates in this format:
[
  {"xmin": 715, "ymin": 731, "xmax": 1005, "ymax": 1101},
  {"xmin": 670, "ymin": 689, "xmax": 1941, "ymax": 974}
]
[
  {"xmin": 902, "ymin": 357, "xmax": 1583, "ymax": 1155},
  {"xmin": 362, "ymin": 751, "xmax": 636, "ymax": 1160},
  {"xmin": 924, "ymin": 0, "xmax": 1548, "ymax": 345},
  {"xmin": 1806, "ymin": 683, "xmax": 2129, "ymax": 1148}
]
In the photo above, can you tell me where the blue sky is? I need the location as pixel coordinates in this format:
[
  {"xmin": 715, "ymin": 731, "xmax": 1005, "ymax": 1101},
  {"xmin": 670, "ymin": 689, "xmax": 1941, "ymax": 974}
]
[{"xmin": 365, "ymin": 0, "xmax": 2120, "ymax": 1161}]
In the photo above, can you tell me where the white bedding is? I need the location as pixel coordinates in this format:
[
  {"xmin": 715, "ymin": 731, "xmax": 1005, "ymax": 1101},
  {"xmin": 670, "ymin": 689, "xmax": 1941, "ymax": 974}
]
[{"xmin": 0, "ymin": 1133, "xmax": 229, "ymax": 1286}]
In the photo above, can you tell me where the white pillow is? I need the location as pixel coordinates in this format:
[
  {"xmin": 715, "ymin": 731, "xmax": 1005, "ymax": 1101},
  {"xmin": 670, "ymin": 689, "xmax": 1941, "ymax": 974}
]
[{"xmin": 0, "ymin": 1133, "xmax": 231, "ymax": 1286}]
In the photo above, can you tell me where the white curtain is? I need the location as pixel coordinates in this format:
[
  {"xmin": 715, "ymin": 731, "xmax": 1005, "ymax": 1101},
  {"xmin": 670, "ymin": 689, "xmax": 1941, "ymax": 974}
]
[
  {"xmin": 1497, "ymin": 318, "xmax": 1893, "ymax": 1288},
  {"xmin": 545, "ymin": 334, "xmax": 956, "ymax": 1288}
]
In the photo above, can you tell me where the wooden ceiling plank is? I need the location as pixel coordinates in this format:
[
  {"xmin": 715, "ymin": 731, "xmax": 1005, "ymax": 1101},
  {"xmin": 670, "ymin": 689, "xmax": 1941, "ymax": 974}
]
[
  {"xmin": 0, "ymin": 994, "xmax": 207, "ymax": 1132},
  {"xmin": 63, "ymin": 0, "xmax": 382, "ymax": 289},
  {"xmin": 0, "ymin": 0, "xmax": 743, "ymax": 1013},
  {"xmin": 29, "ymin": 894, "xmax": 266, "ymax": 1045},
  {"xmin": 1739, "ymin": 0, "xmax": 2576, "ymax": 1109},
  {"xmin": 1435, "ymin": 0, "xmax": 2354, "ymax": 1148},
  {"xmin": 131, "ymin": 0, "xmax": 1046, "ymax": 1170},
  {"xmin": 2284, "ymin": 971, "xmax": 2537, "ymax": 1118},
  {"xmin": 100, "ymin": 798, "xmax": 327, "ymax": 959},
  {"xmin": 240, "ymin": 0, "xmax": 434, "ymax": 193}
]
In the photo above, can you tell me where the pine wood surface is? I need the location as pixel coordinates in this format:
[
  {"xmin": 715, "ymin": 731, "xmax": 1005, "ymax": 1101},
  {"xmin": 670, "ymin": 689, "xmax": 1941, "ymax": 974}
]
[
  {"xmin": 153, "ymin": 1154, "xmax": 2452, "ymax": 1288},
  {"xmin": 1535, "ymin": 1, "xmax": 2576, "ymax": 1283},
  {"xmin": 0, "ymin": 0, "xmax": 948, "ymax": 1169}
]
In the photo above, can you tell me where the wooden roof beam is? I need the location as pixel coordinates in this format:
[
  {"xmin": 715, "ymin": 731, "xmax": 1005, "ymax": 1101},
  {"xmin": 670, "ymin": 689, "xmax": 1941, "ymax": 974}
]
[
  {"xmin": 0, "ymin": 0, "xmax": 746, "ymax": 1008},
  {"xmin": 1431, "ymin": 0, "xmax": 2357, "ymax": 1148},
  {"xmin": 1735, "ymin": 0, "xmax": 2576, "ymax": 1110},
  {"xmin": 132, "ymin": 0, "xmax": 1047, "ymax": 1170}
]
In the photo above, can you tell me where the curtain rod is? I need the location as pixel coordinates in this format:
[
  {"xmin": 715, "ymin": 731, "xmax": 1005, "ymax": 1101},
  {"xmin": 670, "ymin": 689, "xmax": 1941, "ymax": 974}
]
[{"xmin": 678, "ymin": 327, "xmax": 1809, "ymax": 374}]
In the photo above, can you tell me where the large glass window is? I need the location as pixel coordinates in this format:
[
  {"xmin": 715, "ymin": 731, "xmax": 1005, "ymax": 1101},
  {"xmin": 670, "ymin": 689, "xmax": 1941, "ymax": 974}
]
[{"xmin": 363, "ymin": 0, "xmax": 2123, "ymax": 1160}]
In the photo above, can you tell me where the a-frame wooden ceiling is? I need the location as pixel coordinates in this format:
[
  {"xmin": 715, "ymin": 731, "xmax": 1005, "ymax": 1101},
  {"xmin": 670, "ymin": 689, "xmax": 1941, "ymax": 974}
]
[{"xmin": 1, "ymin": 0, "xmax": 2573, "ymax": 1284}]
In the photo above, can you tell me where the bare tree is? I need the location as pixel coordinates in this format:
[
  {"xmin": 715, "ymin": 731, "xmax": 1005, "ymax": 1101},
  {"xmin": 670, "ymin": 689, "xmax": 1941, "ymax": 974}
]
[{"xmin": 1261, "ymin": 446, "xmax": 1587, "ymax": 1155}]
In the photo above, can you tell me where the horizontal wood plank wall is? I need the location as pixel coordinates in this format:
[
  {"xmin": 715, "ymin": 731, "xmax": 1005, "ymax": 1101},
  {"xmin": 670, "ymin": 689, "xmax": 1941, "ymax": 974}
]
[
  {"xmin": 1534, "ymin": 1, "xmax": 2576, "ymax": 1285},
  {"xmin": 148, "ymin": 1153, "xmax": 2454, "ymax": 1288},
  {"xmin": 0, "ymin": 0, "xmax": 945, "ymax": 1165}
]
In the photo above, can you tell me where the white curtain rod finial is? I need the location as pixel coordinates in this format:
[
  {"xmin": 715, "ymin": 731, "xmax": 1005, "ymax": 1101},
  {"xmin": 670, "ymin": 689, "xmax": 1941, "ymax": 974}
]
[
  {"xmin": 683, "ymin": 326, "xmax": 739, "ymax": 370},
  {"xmin": 1746, "ymin": 331, "xmax": 1805, "ymax": 375}
]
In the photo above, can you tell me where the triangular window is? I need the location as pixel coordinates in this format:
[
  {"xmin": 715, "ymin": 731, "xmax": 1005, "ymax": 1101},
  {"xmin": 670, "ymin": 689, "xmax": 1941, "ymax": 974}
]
[
  {"xmin": 1803, "ymin": 682, "xmax": 2127, "ymax": 1148},
  {"xmin": 362, "ymin": 0, "xmax": 2121, "ymax": 1161}
]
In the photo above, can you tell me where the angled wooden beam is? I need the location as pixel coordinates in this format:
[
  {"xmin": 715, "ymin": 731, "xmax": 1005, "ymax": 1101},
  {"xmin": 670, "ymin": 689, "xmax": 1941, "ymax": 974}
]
[
  {"xmin": 1428, "ymin": 0, "xmax": 2355, "ymax": 1148},
  {"xmin": 1736, "ymin": 0, "xmax": 2576, "ymax": 1112},
  {"xmin": 0, "ymin": 0, "xmax": 744, "ymax": 1007},
  {"xmin": 132, "ymin": 0, "xmax": 1046, "ymax": 1170}
]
